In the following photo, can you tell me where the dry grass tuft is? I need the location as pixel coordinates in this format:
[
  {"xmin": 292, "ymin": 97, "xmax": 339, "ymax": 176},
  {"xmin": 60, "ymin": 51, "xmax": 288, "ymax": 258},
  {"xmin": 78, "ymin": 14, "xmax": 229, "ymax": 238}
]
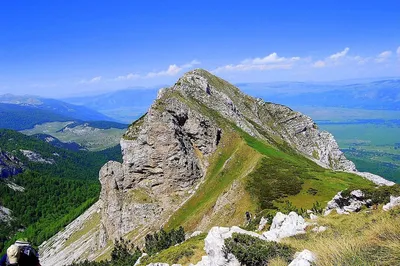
[{"xmin": 282, "ymin": 207, "xmax": 400, "ymax": 265}]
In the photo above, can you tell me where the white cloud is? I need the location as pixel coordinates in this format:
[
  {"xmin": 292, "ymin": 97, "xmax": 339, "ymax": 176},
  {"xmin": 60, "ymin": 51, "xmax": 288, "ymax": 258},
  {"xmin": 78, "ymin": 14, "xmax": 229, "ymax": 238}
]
[
  {"xmin": 112, "ymin": 60, "xmax": 201, "ymax": 81},
  {"xmin": 115, "ymin": 73, "xmax": 140, "ymax": 81},
  {"xmin": 80, "ymin": 76, "xmax": 102, "ymax": 84},
  {"xmin": 329, "ymin": 47, "xmax": 350, "ymax": 60},
  {"xmin": 353, "ymin": 56, "xmax": 370, "ymax": 65},
  {"xmin": 312, "ymin": 60, "xmax": 326, "ymax": 68},
  {"xmin": 181, "ymin": 59, "xmax": 201, "ymax": 68},
  {"xmin": 375, "ymin": 50, "xmax": 392, "ymax": 63},
  {"xmin": 311, "ymin": 47, "xmax": 367, "ymax": 67},
  {"xmin": 214, "ymin": 52, "xmax": 301, "ymax": 73},
  {"xmin": 146, "ymin": 64, "xmax": 183, "ymax": 78},
  {"xmin": 396, "ymin": 46, "xmax": 400, "ymax": 57}
]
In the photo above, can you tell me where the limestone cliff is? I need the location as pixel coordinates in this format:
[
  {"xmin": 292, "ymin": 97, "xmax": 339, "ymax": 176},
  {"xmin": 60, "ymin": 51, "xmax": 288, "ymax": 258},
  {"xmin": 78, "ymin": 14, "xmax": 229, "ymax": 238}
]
[
  {"xmin": 0, "ymin": 149, "xmax": 23, "ymax": 178},
  {"xmin": 39, "ymin": 69, "xmax": 393, "ymax": 266}
]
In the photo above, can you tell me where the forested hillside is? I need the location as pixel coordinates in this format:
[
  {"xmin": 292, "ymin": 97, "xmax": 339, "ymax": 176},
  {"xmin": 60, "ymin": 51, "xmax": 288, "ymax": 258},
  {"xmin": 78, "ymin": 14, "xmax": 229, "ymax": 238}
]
[
  {"xmin": 0, "ymin": 129, "xmax": 122, "ymax": 254},
  {"xmin": 0, "ymin": 103, "xmax": 72, "ymax": 130}
]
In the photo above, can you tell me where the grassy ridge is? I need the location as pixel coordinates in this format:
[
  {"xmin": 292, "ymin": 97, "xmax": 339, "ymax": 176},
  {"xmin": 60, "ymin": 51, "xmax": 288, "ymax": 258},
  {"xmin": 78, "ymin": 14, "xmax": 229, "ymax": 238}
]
[{"xmin": 239, "ymin": 128, "xmax": 374, "ymax": 210}]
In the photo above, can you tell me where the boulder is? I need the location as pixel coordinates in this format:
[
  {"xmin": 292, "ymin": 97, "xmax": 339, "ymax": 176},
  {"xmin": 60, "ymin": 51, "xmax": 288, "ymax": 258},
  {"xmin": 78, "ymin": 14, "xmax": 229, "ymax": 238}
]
[
  {"xmin": 311, "ymin": 226, "xmax": 327, "ymax": 233},
  {"xmin": 0, "ymin": 206, "xmax": 12, "ymax": 222},
  {"xmin": 383, "ymin": 196, "xmax": 400, "ymax": 211},
  {"xmin": 262, "ymin": 212, "xmax": 308, "ymax": 242},
  {"xmin": 258, "ymin": 217, "xmax": 269, "ymax": 231},
  {"xmin": 325, "ymin": 190, "xmax": 371, "ymax": 215},
  {"xmin": 190, "ymin": 231, "xmax": 203, "ymax": 238},
  {"xmin": 288, "ymin": 249, "xmax": 316, "ymax": 266},
  {"xmin": 351, "ymin": 189, "xmax": 364, "ymax": 198},
  {"xmin": 191, "ymin": 226, "xmax": 263, "ymax": 266}
]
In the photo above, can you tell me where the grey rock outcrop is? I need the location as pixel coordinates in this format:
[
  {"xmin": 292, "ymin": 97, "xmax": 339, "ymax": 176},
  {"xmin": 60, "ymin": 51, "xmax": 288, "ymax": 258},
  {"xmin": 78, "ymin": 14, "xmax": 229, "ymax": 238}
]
[
  {"xmin": 0, "ymin": 206, "xmax": 12, "ymax": 222},
  {"xmin": 288, "ymin": 249, "xmax": 316, "ymax": 266},
  {"xmin": 20, "ymin": 149, "xmax": 55, "ymax": 164},
  {"xmin": 311, "ymin": 226, "xmax": 327, "ymax": 233},
  {"xmin": 355, "ymin": 172, "xmax": 395, "ymax": 186},
  {"xmin": 262, "ymin": 212, "xmax": 308, "ymax": 242},
  {"xmin": 383, "ymin": 196, "xmax": 400, "ymax": 211},
  {"xmin": 6, "ymin": 181, "xmax": 25, "ymax": 192},
  {"xmin": 191, "ymin": 226, "xmax": 264, "ymax": 266},
  {"xmin": 0, "ymin": 150, "xmax": 23, "ymax": 178},
  {"xmin": 324, "ymin": 190, "xmax": 372, "ymax": 215},
  {"xmin": 258, "ymin": 217, "xmax": 269, "ymax": 231}
]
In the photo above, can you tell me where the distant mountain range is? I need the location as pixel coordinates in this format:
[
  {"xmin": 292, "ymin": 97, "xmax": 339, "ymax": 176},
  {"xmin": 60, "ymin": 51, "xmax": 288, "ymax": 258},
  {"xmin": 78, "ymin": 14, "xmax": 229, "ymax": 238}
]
[
  {"xmin": 61, "ymin": 79, "xmax": 400, "ymax": 125},
  {"xmin": 239, "ymin": 79, "xmax": 400, "ymax": 110},
  {"xmin": 64, "ymin": 88, "xmax": 159, "ymax": 123},
  {"xmin": 0, "ymin": 94, "xmax": 115, "ymax": 126}
]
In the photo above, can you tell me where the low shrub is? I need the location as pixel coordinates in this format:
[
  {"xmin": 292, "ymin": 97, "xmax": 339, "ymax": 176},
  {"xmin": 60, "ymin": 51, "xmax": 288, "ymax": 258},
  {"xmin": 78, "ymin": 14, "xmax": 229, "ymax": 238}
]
[
  {"xmin": 144, "ymin": 226, "xmax": 185, "ymax": 255},
  {"xmin": 246, "ymin": 158, "xmax": 303, "ymax": 209},
  {"xmin": 223, "ymin": 233, "xmax": 294, "ymax": 266},
  {"xmin": 68, "ymin": 238, "xmax": 141, "ymax": 266}
]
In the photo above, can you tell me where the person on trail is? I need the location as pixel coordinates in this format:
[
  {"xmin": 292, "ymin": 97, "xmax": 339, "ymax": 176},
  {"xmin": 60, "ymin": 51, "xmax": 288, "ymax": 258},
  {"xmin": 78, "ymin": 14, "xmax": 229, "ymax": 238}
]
[{"xmin": 0, "ymin": 241, "xmax": 40, "ymax": 266}]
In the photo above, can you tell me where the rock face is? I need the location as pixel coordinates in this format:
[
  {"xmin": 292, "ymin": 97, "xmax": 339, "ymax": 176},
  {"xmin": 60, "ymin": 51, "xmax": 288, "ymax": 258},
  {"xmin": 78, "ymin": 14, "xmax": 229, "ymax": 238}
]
[
  {"xmin": 98, "ymin": 92, "xmax": 221, "ymax": 244},
  {"xmin": 262, "ymin": 212, "xmax": 308, "ymax": 242},
  {"xmin": 0, "ymin": 149, "xmax": 23, "ymax": 178}
]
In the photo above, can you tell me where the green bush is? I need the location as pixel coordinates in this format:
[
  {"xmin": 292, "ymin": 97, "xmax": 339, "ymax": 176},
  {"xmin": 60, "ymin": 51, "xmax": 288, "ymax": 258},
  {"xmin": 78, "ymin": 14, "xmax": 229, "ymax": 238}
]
[
  {"xmin": 223, "ymin": 233, "xmax": 294, "ymax": 266},
  {"xmin": 144, "ymin": 226, "xmax": 185, "ymax": 255},
  {"xmin": 246, "ymin": 157, "xmax": 303, "ymax": 209},
  {"xmin": 68, "ymin": 239, "xmax": 141, "ymax": 266},
  {"xmin": 311, "ymin": 201, "xmax": 324, "ymax": 215}
]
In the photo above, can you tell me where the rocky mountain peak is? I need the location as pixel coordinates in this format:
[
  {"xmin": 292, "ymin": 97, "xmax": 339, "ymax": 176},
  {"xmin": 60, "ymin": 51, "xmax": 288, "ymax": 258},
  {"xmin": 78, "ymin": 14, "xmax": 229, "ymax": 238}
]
[
  {"xmin": 101, "ymin": 69, "xmax": 361, "ymax": 245},
  {"xmin": 39, "ymin": 69, "xmax": 393, "ymax": 265}
]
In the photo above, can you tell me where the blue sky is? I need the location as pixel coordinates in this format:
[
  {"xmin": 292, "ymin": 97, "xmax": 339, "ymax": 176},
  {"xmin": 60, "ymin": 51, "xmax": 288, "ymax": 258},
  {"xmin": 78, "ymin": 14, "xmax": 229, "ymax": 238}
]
[{"xmin": 0, "ymin": 0, "xmax": 399, "ymax": 97}]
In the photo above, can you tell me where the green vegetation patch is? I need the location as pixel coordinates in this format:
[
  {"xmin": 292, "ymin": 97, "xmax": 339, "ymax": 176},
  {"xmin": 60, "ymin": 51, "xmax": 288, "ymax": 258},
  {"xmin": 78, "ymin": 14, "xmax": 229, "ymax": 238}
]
[
  {"xmin": 126, "ymin": 189, "xmax": 153, "ymax": 204},
  {"xmin": 246, "ymin": 157, "xmax": 304, "ymax": 209},
  {"xmin": 224, "ymin": 233, "xmax": 294, "ymax": 266},
  {"xmin": 239, "ymin": 129, "xmax": 375, "ymax": 211},
  {"xmin": 139, "ymin": 233, "xmax": 206, "ymax": 266}
]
